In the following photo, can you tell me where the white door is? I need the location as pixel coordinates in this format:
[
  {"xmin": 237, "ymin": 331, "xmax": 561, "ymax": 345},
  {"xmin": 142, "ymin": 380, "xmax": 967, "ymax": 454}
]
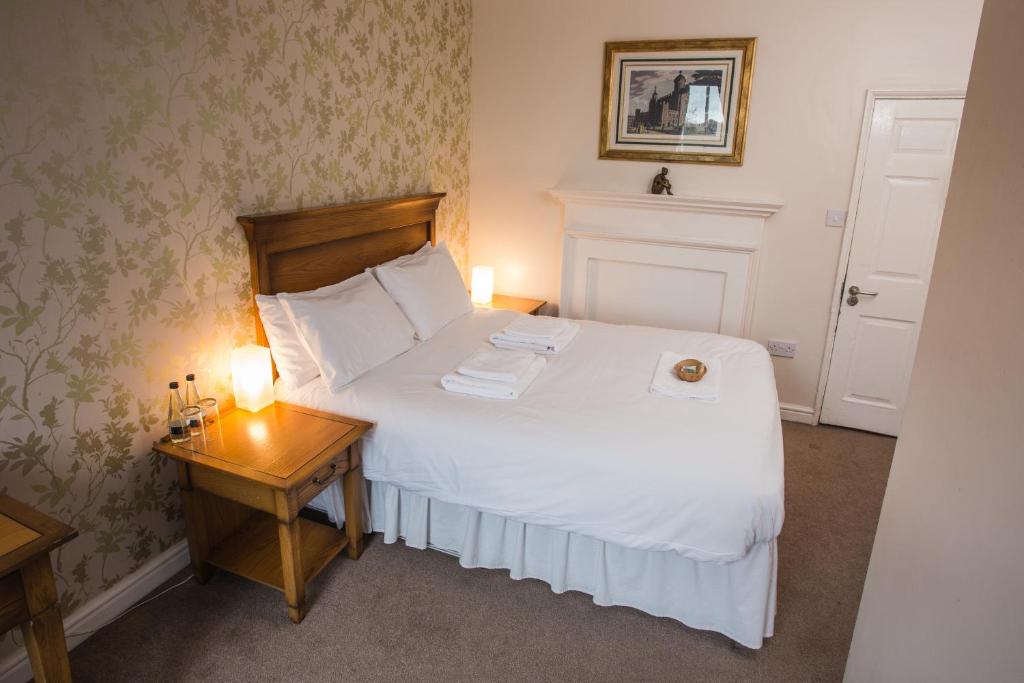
[{"xmin": 821, "ymin": 96, "xmax": 963, "ymax": 436}]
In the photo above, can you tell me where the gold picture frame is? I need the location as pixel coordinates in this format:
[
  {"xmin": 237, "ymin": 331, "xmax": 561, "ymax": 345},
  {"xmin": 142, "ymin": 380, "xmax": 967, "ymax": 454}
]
[{"xmin": 599, "ymin": 38, "xmax": 756, "ymax": 165}]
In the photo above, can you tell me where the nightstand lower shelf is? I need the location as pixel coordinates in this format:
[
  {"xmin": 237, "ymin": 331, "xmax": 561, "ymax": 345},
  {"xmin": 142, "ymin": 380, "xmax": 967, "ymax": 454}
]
[{"xmin": 207, "ymin": 514, "xmax": 348, "ymax": 593}]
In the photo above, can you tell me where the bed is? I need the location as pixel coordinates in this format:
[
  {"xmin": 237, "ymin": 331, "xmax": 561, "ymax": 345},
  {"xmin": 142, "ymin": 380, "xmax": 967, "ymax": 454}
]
[{"xmin": 239, "ymin": 193, "xmax": 784, "ymax": 648}]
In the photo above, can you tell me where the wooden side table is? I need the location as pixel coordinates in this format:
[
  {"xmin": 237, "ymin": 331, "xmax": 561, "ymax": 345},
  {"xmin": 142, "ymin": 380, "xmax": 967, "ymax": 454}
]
[
  {"xmin": 478, "ymin": 294, "xmax": 546, "ymax": 316},
  {"xmin": 0, "ymin": 496, "xmax": 77, "ymax": 683},
  {"xmin": 153, "ymin": 401, "xmax": 372, "ymax": 623}
]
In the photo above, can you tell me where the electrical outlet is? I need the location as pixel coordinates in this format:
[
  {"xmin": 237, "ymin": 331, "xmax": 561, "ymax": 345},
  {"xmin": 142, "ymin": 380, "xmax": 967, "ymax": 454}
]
[
  {"xmin": 767, "ymin": 340, "xmax": 797, "ymax": 358},
  {"xmin": 825, "ymin": 209, "xmax": 847, "ymax": 227}
]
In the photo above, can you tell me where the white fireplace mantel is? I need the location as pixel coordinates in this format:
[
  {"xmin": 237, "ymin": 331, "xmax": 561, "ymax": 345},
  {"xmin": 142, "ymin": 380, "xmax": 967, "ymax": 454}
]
[
  {"xmin": 549, "ymin": 188, "xmax": 782, "ymax": 219},
  {"xmin": 550, "ymin": 188, "xmax": 782, "ymax": 337}
]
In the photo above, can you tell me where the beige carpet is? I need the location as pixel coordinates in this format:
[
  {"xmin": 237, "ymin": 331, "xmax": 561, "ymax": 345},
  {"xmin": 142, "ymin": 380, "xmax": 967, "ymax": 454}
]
[{"xmin": 68, "ymin": 423, "xmax": 894, "ymax": 682}]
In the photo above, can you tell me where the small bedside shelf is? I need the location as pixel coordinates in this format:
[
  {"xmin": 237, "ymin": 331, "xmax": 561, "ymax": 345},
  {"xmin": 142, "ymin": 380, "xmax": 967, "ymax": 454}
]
[{"xmin": 477, "ymin": 294, "xmax": 545, "ymax": 315}]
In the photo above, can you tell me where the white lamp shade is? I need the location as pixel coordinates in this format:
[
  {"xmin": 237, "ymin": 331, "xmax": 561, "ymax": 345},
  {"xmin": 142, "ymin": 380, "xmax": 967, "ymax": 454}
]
[
  {"xmin": 230, "ymin": 344, "xmax": 274, "ymax": 412},
  {"xmin": 471, "ymin": 265, "xmax": 494, "ymax": 304}
]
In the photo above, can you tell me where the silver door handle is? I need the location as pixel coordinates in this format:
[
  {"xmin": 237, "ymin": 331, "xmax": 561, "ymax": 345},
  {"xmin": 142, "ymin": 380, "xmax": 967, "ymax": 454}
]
[{"xmin": 848, "ymin": 286, "xmax": 878, "ymax": 296}]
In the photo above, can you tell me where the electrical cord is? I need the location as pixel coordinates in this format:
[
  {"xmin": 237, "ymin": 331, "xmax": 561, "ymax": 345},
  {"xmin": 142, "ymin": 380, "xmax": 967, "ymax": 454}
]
[{"xmin": 65, "ymin": 574, "xmax": 194, "ymax": 639}]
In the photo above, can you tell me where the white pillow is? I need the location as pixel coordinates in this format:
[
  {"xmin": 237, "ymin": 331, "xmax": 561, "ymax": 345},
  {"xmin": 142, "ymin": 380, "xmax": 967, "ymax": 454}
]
[
  {"xmin": 255, "ymin": 294, "xmax": 320, "ymax": 389},
  {"xmin": 373, "ymin": 242, "xmax": 472, "ymax": 340},
  {"xmin": 278, "ymin": 272, "xmax": 415, "ymax": 392},
  {"xmin": 367, "ymin": 241, "xmax": 432, "ymax": 280}
]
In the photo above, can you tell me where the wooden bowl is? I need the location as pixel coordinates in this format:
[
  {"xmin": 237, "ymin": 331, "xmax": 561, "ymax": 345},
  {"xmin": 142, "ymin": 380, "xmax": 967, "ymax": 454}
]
[{"xmin": 674, "ymin": 358, "xmax": 707, "ymax": 382}]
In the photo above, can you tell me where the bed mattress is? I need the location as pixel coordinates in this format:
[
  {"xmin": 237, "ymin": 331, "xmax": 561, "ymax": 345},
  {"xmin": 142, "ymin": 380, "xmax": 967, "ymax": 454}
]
[{"xmin": 278, "ymin": 308, "xmax": 784, "ymax": 563}]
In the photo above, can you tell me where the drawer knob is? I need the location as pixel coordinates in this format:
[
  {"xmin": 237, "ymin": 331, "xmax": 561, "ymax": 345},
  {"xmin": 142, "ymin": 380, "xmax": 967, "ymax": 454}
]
[{"xmin": 312, "ymin": 462, "xmax": 337, "ymax": 486}]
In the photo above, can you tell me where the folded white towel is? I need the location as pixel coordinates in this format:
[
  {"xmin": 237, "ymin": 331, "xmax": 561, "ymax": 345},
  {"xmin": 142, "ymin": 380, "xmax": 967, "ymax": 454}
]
[
  {"xmin": 501, "ymin": 315, "xmax": 572, "ymax": 341},
  {"xmin": 457, "ymin": 346, "xmax": 537, "ymax": 383},
  {"xmin": 491, "ymin": 322, "xmax": 580, "ymax": 355},
  {"xmin": 649, "ymin": 351, "xmax": 722, "ymax": 401},
  {"xmin": 442, "ymin": 356, "xmax": 547, "ymax": 400}
]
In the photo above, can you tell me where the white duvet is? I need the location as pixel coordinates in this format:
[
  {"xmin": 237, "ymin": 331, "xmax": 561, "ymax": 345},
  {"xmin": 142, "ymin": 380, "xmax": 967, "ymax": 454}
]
[{"xmin": 278, "ymin": 308, "xmax": 784, "ymax": 563}]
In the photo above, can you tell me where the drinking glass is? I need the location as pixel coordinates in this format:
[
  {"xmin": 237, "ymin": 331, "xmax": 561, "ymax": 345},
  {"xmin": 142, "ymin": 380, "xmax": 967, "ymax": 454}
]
[
  {"xmin": 198, "ymin": 397, "xmax": 221, "ymax": 444},
  {"xmin": 183, "ymin": 406, "xmax": 206, "ymax": 441},
  {"xmin": 198, "ymin": 397, "xmax": 219, "ymax": 427}
]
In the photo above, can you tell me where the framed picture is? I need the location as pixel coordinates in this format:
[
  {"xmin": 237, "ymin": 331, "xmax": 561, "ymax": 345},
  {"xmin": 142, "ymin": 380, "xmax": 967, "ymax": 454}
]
[{"xmin": 599, "ymin": 38, "xmax": 756, "ymax": 165}]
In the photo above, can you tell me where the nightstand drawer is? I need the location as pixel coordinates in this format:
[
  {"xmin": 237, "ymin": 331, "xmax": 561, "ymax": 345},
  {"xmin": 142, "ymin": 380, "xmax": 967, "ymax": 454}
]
[{"xmin": 295, "ymin": 451, "xmax": 349, "ymax": 509}]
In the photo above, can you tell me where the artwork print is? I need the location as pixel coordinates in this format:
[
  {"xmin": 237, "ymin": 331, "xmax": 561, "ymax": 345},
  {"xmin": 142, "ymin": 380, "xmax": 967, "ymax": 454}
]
[
  {"xmin": 600, "ymin": 39, "xmax": 756, "ymax": 165},
  {"xmin": 623, "ymin": 65, "xmax": 728, "ymax": 143}
]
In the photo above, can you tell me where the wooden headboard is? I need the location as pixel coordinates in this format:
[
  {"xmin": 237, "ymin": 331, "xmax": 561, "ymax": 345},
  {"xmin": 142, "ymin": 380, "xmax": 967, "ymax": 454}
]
[{"xmin": 238, "ymin": 192, "xmax": 446, "ymax": 346}]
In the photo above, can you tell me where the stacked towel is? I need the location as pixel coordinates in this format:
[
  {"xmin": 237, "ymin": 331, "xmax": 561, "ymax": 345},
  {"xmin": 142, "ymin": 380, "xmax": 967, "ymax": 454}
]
[
  {"xmin": 490, "ymin": 315, "xmax": 580, "ymax": 354},
  {"xmin": 502, "ymin": 315, "xmax": 571, "ymax": 340},
  {"xmin": 442, "ymin": 348, "xmax": 546, "ymax": 399},
  {"xmin": 649, "ymin": 351, "xmax": 722, "ymax": 401},
  {"xmin": 457, "ymin": 346, "xmax": 537, "ymax": 382}
]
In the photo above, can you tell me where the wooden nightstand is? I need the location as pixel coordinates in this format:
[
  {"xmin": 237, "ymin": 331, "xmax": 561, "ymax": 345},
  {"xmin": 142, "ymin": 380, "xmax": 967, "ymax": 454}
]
[
  {"xmin": 478, "ymin": 294, "xmax": 546, "ymax": 315},
  {"xmin": 153, "ymin": 401, "xmax": 372, "ymax": 624},
  {"xmin": 0, "ymin": 496, "xmax": 77, "ymax": 683}
]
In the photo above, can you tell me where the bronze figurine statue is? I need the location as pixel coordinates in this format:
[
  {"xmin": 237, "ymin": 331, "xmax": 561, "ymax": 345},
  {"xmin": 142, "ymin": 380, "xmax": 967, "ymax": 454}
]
[{"xmin": 650, "ymin": 167, "xmax": 673, "ymax": 195}]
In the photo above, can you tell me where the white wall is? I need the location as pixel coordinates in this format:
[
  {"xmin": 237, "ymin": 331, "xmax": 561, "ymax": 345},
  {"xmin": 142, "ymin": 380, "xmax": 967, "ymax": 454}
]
[
  {"xmin": 844, "ymin": 0, "xmax": 1024, "ymax": 679},
  {"xmin": 469, "ymin": 0, "xmax": 982, "ymax": 411}
]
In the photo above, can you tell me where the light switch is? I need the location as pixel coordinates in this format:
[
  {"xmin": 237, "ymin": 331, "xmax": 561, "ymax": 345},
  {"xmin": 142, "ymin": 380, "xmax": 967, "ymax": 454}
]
[{"xmin": 825, "ymin": 209, "xmax": 847, "ymax": 228}]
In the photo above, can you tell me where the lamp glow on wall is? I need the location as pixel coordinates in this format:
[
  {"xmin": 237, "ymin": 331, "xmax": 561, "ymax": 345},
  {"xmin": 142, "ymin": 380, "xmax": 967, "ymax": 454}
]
[
  {"xmin": 230, "ymin": 344, "xmax": 274, "ymax": 412},
  {"xmin": 471, "ymin": 265, "xmax": 494, "ymax": 304}
]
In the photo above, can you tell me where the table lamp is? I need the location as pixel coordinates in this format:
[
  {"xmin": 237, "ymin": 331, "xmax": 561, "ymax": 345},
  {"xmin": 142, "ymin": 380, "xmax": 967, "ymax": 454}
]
[
  {"xmin": 230, "ymin": 344, "xmax": 274, "ymax": 412},
  {"xmin": 471, "ymin": 265, "xmax": 494, "ymax": 305}
]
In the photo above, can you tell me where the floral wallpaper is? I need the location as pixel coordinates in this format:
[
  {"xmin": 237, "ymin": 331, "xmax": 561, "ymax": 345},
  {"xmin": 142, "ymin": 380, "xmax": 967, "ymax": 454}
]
[{"xmin": 0, "ymin": 0, "xmax": 470, "ymax": 653}]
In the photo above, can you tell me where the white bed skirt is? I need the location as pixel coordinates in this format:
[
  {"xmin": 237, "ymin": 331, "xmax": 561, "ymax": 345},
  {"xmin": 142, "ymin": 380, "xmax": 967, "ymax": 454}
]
[{"xmin": 322, "ymin": 480, "xmax": 776, "ymax": 648}]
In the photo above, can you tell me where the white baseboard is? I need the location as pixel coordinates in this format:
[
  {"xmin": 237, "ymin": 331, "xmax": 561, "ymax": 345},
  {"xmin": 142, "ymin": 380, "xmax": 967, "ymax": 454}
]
[
  {"xmin": 0, "ymin": 539, "xmax": 189, "ymax": 683},
  {"xmin": 780, "ymin": 402, "xmax": 817, "ymax": 425}
]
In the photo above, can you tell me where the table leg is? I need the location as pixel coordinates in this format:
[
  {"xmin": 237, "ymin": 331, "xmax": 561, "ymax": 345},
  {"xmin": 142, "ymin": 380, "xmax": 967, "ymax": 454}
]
[
  {"xmin": 275, "ymin": 492, "xmax": 305, "ymax": 624},
  {"xmin": 176, "ymin": 462, "xmax": 215, "ymax": 584},
  {"xmin": 342, "ymin": 462, "xmax": 364, "ymax": 560},
  {"xmin": 19, "ymin": 555, "xmax": 71, "ymax": 683}
]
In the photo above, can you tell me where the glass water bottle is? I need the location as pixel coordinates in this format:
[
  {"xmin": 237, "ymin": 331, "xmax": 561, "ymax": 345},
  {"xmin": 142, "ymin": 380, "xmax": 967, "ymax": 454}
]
[
  {"xmin": 185, "ymin": 373, "xmax": 204, "ymax": 418},
  {"xmin": 167, "ymin": 381, "xmax": 190, "ymax": 443}
]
